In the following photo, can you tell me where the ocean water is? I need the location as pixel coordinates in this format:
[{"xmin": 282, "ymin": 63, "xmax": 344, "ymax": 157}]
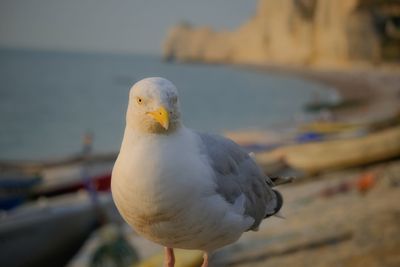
[{"xmin": 0, "ymin": 49, "xmax": 336, "ymax": 160}]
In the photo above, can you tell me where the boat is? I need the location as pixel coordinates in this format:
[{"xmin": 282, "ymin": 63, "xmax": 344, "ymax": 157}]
[
  {"xmin": 0, "ymin": 192, "xmax": 121, "ymax": 267},
  {"xmin": 0, "ymin": 152, "xmax": 117, "ymax": 174},
  {"xmin": 67, "ymin": 224, "xmax": 140, "ymax": 267},
  {"xmin": 257, "ymin": 126, "xmax": 400, "ymax": 174},
  {"xmin": 33, "ymin": 172, "xmax": 112, "ymax": 198},
  {"xmin": 67, "ymin": 226, "xmax": 202, "ymax": 267},
  {"xmin": 0, "ymin": 174, "xmax": 42, "ymax": 210},
  {"xmin": 303, "ymin": 98, "xmax": 363, "ymax": 112},
  {"xmin": 0, "ymin": 174, "xmax": 41, "ymax": 190},
  {"xmin": 0, "ymin": 169, "xmax": 112, "ymax": 210},
  {"xmin": 32, "ymin": 162, "xmax": 113, "ymax": 198},
  {"xmin": 298, "ymin": 121, "xmax": 364, "ymax": 134},
  {"xmin": 0, "ymin": 153, "xmax": 115, "ymax": 203},
  {"xmin": 253, "ymin": 154, "xmax": 288, "ymax": 176}
]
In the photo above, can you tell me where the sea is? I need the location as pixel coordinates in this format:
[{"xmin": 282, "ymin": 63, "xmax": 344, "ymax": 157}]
[{"xmin": 0, "ymin": 49, "xmax": 337, "ymax": 160}]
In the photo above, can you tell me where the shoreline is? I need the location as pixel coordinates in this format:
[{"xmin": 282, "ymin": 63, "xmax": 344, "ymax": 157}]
[
  {"xmin": 242, "ymin": 64, "xmax": 400, "ymax": 123},
  {"xmin": 223, "ymin": 63, "xmax": 400, "ymax": 166}
]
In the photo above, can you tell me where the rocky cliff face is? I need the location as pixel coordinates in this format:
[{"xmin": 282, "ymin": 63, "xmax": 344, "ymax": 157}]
[{"xmin": 163, "ymin": 0, "xmax": 400, "ymax": 67}]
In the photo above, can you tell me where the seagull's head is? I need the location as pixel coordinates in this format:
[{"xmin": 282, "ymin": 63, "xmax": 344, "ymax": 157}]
[{"xmin": 127, "ymin": 77, "xmax": 181, "ymax": 134}]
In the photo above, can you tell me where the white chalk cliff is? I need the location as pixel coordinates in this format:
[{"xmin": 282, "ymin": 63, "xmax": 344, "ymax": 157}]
[{"xmin": 163, "ymin": 0, "xmax": 400, "ymax": 67}]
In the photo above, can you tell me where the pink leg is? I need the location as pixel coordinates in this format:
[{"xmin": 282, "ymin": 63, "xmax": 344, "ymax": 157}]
[
  {"xmin": 164, "ymin": 247, "xmax": 175, "ymax": 267},
  {"xmin": 201, "ymin": 252, "xmax": 209, "ymax": 267}
]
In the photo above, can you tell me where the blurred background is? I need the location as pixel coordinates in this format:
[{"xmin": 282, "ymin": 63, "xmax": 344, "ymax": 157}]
[{"xmin": 0, "ymin": 0, "xmax": 399, "ymax": 266}]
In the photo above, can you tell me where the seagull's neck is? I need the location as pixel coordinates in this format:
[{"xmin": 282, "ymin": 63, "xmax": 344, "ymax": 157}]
[
  {"xmin": 127, "ymin": 118, "xmax": 183, "ymax": 136},
  {"xmin": 120, "ymin": 123, "xmax": 186, "ymax": 152}
]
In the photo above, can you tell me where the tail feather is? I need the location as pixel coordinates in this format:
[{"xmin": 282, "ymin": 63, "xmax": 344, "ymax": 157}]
[
  {"xmin": 273, "ymin": 211, "xmax": 286, "ymax": 219},
  {"xmin": 270, "ymin": 176, "xmax": 295, "ymax": 186},
  {"xmin": 265, "ymin": 189, "xmax": 283, "ymax": 218}
]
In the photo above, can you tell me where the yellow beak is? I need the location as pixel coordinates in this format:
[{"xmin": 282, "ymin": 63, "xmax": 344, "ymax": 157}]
[{"xmin": 146, "ymin": 106, "xmax": 170, "ymax": 130}]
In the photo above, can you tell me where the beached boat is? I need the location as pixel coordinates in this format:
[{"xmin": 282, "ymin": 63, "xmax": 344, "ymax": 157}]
[
  {"xmin": 0, "ymin": 174, "xmax": 41, "ymax": 190},
  {"xmin": 0, "ymin": 192, "xmax": 121, "ymax": 267},
  {"xmin": 67, "ymin": 224, "xmax": 140, "ymax": 267},
  {"xmin": 253, "ymin": 155, "xmax": 288, "ymax": 176},
  {"xmin": 0, "ymin": 152, "xmax": 117, "ymax": 173},
  {"xmin": 298, "ymin": 121, "xmax": 364, "ymax": 134},
  {"xmin": 0, "ymin": 174, "xmax": 42, "ymax": 210},
  {"xmin": 32, "ymin": 162, "xmax": 113, "ymax": 198},
  {"xmin": 0, "ymin": 154, "xmax": 115, "ymax": 204},
  {"xmin": 0, "ymin": 169, "xmax": 112, "ymax": 211},
  {"xmin": 257, "ymin": 126, "xmax": 400, "ymax": 174},
  {"xmin": 33, "ymin": 172, "xmax": 112, "ymax": 198}
]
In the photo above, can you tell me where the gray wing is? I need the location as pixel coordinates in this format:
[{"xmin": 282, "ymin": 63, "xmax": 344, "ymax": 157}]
[{"xmin": 197, "ymin": 132, "xmax": 281, "ymax": 230}]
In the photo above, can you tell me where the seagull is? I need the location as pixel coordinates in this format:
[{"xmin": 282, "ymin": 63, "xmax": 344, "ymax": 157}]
[{"xmin": 111, "ymin": 77, "xmax": 289, "ymax": 267}]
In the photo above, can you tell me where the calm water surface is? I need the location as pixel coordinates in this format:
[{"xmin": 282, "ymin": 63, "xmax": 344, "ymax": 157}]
[{"xmin": 0, "ymin": 49, "xmax": 336, "ymax": 160}]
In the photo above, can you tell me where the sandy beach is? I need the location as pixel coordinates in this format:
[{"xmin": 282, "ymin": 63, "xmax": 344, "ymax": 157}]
[{"xmin": 212, "ymin": 159, "xmax": 400, "ymax": 267}]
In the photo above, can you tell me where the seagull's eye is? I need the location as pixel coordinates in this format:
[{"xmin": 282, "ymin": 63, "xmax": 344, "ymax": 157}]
[{"xmin": 136, "ymin": 97, "xmax": 143, "ymax": 105}]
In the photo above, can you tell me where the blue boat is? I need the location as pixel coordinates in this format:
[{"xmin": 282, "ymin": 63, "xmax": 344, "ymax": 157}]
[{"xmin": 0, "ymin": 174, "xmax": 42, "ymax": 210}]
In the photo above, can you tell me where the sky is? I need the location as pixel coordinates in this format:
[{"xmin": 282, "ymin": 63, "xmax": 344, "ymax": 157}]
[{"xmin": 0, "ymin": 0, "xmax": 257, "ymax": 55}]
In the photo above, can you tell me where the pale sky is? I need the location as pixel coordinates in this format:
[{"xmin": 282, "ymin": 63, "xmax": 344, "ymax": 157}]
[{"xmin": 0, "ymin": 0, "xmax": 257, "ymax": 54}]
